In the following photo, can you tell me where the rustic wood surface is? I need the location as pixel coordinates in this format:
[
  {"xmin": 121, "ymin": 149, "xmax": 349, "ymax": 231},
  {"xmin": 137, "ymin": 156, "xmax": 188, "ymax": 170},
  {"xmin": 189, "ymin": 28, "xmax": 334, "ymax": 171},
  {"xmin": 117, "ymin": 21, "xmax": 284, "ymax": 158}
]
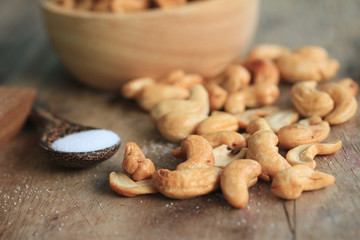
[{"xmin": 1, "ymin": 0, "xmax": 360, "ymax": 239}]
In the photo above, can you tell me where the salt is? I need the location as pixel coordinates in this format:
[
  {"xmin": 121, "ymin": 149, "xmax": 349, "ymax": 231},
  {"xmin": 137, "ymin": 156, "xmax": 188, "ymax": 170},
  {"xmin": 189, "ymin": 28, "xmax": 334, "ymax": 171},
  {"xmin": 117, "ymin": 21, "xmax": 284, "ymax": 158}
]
[{"xmin": 51, "ymin": 129, "xmax": 120, "ymax": 152}]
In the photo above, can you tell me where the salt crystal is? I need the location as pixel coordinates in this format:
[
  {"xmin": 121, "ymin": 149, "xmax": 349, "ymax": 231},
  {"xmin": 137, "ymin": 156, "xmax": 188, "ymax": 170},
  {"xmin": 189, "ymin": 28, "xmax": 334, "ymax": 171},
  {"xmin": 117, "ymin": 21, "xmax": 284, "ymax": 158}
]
[{"xmin": 51, "ymin": 129, "xmax": 120, "ymax": 152}]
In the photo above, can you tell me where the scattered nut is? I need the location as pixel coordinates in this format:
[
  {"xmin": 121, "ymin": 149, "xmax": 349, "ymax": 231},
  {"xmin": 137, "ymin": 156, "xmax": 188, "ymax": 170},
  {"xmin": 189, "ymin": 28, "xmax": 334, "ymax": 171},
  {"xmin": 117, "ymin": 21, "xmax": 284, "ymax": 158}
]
[
  {"xmin": 196, "ymin": 111, "xmax": 239, "ymax": 135},
  {"xmin": 286, "ymin": 140, "xmax": 342, "ymax": 169},
  {"xmin": 278, "ymin": 116, "xmax": 330, "ymax": 149},
  {"xmin": 213, "ymin": 145, "xmax": 247, "ymax": 168},
  {"xmin": 244, "ymin": 58, "xmax": 280, "ymax": 85},
  {"xmin": 338, "ymin": 78, "xmax": 359, "ymax": 97},
  {"xmin": 121, "ymin": 77, "xmax": 155, "ymax": 99},
  {"xmin": 277, "ymin": 46, "xmax": 340, "ymax": 83},
  {"xmin": 109, "ymin": 172, "xmax": 157, "ymax": 197},
  {"xmin": 137, "ymin": 83, "xmax": 190, "ymax": 111},
  {"xmin": 246, "ymin": 117, "xmax": 271, "ymax": 134},
  {"xmin": 224, "ymin": 91, "xmax": 246, "ymax": 114},
  {"xmin": 162, "ymin": 70, "xmax": 204, "ymax": 89},
  {"xmin": 176, "ymin": 135, "xmax": 215, "ymax": 170},
  {"xmin": 244, "ymin": 83, "xmax": 280, "ymax": 108},
  {"xmin": 204, "ymin": 82, "xmax": 228, "ymax": 111},
  {"xmin": 151, "ymin": 84, "xmax": 209, "ymax": 122},
  {"xmin": 221, "ymin": 160, "xmax": 262, "ymax": 208},
  {"xmin": 247, "ymin": 44, "xmax": 291, "ymax": 61},
  {"xmin": 271, "ymin": 165, "xmax": 335, "ymax": 200},
  {"xmin": 156, "ymin": 112, "xmax": 207, "ymax": 142},
  {"xmin": 152, "ymin": 167, "xmax": 222, "ymax": 199},
  {"xmin": 235, "ymin": 106, "xmax": 280, "ymax": 128},
  {"xmin": 318, "ymin": 82, "xmax": 358, "ymax": 125},
  {"xmin": 264, "ymin": 109, "xmax": 299, "ymax": 133},
  {"xmin": 291, "ymin": 81, "xmax": 335, "ymax": 117},
  {"xmin": 122, "ymin": 142, "xmax": 155, "ymax": 181},
  {"xmin": 221, "ymin": 64, "xmax": 251, "ymax": 93},
  {"xmin": 246, "ymin": 130, "xmax": 291, "ymax": 181}
]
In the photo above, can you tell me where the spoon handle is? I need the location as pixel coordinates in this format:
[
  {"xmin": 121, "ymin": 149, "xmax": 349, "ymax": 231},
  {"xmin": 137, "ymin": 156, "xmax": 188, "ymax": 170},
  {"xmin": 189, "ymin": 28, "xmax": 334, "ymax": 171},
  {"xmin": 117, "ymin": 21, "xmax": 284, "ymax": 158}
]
[{"xmin": 31, "ymin": 102, "xmax": 66, "ymax": 128}]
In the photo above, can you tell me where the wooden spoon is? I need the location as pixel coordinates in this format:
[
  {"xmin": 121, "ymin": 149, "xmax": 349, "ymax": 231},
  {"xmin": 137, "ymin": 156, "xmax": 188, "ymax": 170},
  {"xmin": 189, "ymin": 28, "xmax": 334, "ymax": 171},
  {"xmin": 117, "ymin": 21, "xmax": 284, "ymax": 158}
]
[{"xmin": 31, "ymin": 103, "xmax": 121, "ymax": 168}]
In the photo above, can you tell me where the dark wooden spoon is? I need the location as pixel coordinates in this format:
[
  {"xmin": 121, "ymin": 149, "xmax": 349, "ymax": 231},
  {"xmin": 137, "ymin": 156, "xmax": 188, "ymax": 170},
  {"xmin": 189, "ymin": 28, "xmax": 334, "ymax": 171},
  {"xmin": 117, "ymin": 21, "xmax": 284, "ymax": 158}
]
[{"xmin": 31, "ymin": 102, "xmax": 121, "ymax": 168}]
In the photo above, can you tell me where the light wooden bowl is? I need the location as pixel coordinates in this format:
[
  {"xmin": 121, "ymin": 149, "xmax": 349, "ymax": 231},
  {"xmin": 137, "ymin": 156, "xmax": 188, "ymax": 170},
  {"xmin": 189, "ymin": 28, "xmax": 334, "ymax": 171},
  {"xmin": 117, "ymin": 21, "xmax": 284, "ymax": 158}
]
[{"xmin": 41, "ymin": 0, "xmax": 259, "ymax": 89}]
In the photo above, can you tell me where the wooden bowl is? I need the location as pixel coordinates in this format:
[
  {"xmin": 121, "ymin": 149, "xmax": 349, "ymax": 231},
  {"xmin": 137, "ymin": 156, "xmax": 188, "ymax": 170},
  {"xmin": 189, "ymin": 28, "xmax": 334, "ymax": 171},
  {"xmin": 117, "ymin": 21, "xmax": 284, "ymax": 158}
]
[{"xmin": 41, "ymin": 0, "xmax": 259, "ymax": 89}]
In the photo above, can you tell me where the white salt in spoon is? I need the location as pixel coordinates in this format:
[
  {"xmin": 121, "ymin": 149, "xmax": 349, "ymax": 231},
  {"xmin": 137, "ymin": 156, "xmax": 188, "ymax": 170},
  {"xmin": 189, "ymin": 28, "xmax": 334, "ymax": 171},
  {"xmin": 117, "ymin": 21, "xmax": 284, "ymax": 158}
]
[{"xmin": 31, "ymin": 103, "xmax": 121, "ymax": 168}]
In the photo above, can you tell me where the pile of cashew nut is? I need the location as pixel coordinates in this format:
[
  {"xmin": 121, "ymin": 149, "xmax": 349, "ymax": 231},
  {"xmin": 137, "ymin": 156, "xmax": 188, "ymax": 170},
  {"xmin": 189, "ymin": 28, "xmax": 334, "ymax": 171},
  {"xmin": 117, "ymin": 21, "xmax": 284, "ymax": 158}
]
[{"xmin": 110, "ymin": 44, "xmax": 359, "ymax": 208}]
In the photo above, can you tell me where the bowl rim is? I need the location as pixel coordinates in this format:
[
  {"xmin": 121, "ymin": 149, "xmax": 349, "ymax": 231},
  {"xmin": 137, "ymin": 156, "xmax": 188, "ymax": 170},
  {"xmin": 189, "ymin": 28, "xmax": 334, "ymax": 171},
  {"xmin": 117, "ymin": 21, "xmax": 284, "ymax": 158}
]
[{"xmin": 40, "ymin": 0, "xmax": 250, "ymax": 19}]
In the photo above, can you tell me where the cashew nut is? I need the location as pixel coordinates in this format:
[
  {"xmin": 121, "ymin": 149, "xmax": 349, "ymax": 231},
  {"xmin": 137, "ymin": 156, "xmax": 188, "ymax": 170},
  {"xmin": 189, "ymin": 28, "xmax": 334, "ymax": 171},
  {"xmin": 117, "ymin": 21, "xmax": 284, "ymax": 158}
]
[
  {"xmin": 278, "ymin": 116, "xmax": 330, "ymax": 149},
  {"xmin": 224, "ymin": 91, "xmax": 246, "ymax": 114},
  {"xmin": 246, "ymin": 130, "xmax": 291, "ymax": 181},
  {"xmin": 244, "ymin": 83, "xmax": 280, "ymax": 108},
  {"xmin": 221, "ymin": 160, "xmax": 262, "ymax": 208},
  {"xmin": 286, "ymin": 140, "xmax": 342, "ymax": 169},
  {"xmin": 152, "ymin": 167, "xmax": 222, "ymax": 199},
  {"xmin": 235, "ymin": 106, "xmax": 280, "ymax": 128},
  {"xmin": 264, "ymin": 109, "xmax": 299, "ymax": 133},
  {"xmin": 156, "ymin": 112, "xmax": 207, "ymax": 142},
  {"xmin": 204, "ymin": 82, "xmax": 228, "ymax": 111},
  {"xmin": 338, "ymin": 78, "xmax": 359, "ymax": 97},
  {"xmin": 171, "ymin": 131, "xmax": 246, "ymax": 160},
  {"xmin": 291, "ymin": 81, "xmax": 335, "ymax": 117},
  {"xmin": 162, "ymin": 70, "xmax": 204, "ymax": 89},
  {"xmin": 150, "ymin": 84, "xmax": 209, "ymax": 122},
  {"xmin": 196, "ymin": 111, "xmax": 239, "ymax": 135},
  {"xmin": 277, "ymin": 46, "xmax": 340, "ymax": 83},
  {"xmin": 271, "ymin": 165, "xmax": 335, "ymax": 200},
  {"xmin": 246, "ymin": 117, "xmax": 271, "ymax": 134},
  {"xmin": 137, "ymin": 83, "xmax": 190, "ymax": 111},
  {"xmin": 244, "ymin": 58, "xmax": 280, "ymax": 85},
  {"xmin": 109, "ymin": 172, "xmax": 157, "ymax": 197},
  {"xmin": 121, "ymin": 77, "xmax": 155, "ymax": 99},
  {"xmin": 318, "ymin": 82, "xmax": 358, "ymax": 125},
  {"xmin": 221, "ymin": 64, "xmax": 251, "ymax": 93},
  {"xmin": 176, "ymin": 135, "xmax": 215, "ymax": 170},
  {"xmin": 247, "ymin": 44, "xmax": 291, "ymax": 61},
  {"xmin": 122, "ymin": 142, "xmax": 155, "ymax": 181},
  {"xmin": 213, "ymin": 145, "xmax": 248, "ymax": 168}
]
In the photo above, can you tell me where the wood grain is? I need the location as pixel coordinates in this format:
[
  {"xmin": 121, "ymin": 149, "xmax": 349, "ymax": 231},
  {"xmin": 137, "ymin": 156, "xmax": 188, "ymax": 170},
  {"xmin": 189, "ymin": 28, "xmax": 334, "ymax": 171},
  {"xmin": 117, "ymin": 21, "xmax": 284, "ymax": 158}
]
[{"xmin": 1, "ymin": 0, "xmax": 360, "ymax": 239}]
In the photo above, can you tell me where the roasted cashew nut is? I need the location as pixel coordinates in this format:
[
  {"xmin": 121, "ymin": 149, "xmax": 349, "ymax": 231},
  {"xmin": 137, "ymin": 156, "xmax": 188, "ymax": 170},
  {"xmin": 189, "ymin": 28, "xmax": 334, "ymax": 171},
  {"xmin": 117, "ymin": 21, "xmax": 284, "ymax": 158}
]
[
  {"xmin": 151, "ymin": 84, "xmax": 209, "ymax": 122},
  {"xmin": 122, "ymin": 142, "xmax": 155, "ymax": 181},
  {"xmin": 291, "ymin": 81, "xmax": 334, "ymax": 117},
  {"xmin": 286, "ymin": 140, "xmax": 342, "ymax": 169},
  {"xmin": 161, "ymin": 70, "xmax": 204, "ymax": 89},
  {"xmin": 338, "ymin": 78, "xmax": 359, "ymax": 97},
  {"xmin": 243, "ymin": 83, "xmax": 280, "ymax": 108},
  {"xmin": 278, "ymin": 116, "xmax": 330, "ymax": 149},
  {"xmin": 213, "ymin": 145, "xmax": 248, "ymax": 168},
  {"xmin": 277, "ymin": 46, "xmax": 340, "ymax": 83},
  {"xmin": 204, "ymin": 82, "xmax": 228, "ymax": 111},
  {"xmin": 221, "ymin": 64, "xmax": 251, "ymax": 93},
  {"xmin": 224, "ymin": 91, "xmax": 245, "ymax": 114},
  {"xmin": 235, "ymin": 106, "xmax": 280, "ymax": 128},
  {"xmin": 264, "ymin": 109, "xmax": 299, "ymax": 133},
  {"xmin": 109, "ymin": 172, "xmax": 157, "ymax": 197},
  {"xmin": 246, "ymin": 130, "xmax": 291, "ymax": 181},
  {"xmin": 246, "ymin": 117, "xmax": 271, "ymax": 134},
  {"xmin": 176, "ymin": 135, "xmax": 215, "ymax": 170},
  {"xmin": 152, "ymin": 167, "xmax": 222, "ymax": 199},
  {"xmin": 196, "ymin": 111, "xmax": 239, "ymax": 135},
  {"xmin": 318, "ymin": 82, "xmax": 358, "ymax": 125},
  {"xmin": 244, "ymin": 58, "xmax": 280, "ymax": 85},
  {"xmin": 137, "ymin": 83, "xmax": 190, "ymax": 111},
  {"xmin": 221, "ymin": 160, "xmax": 262, "ymax": 208},
  {"xmin": 157, "ymin": 112, "xmax": 207, "ymax": 142},
  {"xmin": 271, "ymin": 165, "xmax": 335, "ymax": 200},
  {"xmin": 246, "ymin": 44, "xmax": 291, "ymax": 61},
  {"xmin": 121, "ymin": 77, "xmax": 155, "ymax": 99}
]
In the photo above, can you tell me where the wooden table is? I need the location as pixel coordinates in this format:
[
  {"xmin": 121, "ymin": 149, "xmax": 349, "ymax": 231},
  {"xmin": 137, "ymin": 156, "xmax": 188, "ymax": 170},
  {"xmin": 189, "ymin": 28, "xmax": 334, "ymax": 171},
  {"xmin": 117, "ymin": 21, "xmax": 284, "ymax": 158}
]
[{"xmin": 1, "ymin": 0, "xmax": 360, "ymax": 239}]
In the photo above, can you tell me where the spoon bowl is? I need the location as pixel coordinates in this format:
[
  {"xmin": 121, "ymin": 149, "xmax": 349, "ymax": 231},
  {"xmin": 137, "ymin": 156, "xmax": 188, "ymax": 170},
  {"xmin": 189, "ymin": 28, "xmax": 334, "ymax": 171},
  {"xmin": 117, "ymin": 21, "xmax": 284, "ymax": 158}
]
[{"xmin": 31, "ymin": 103, "xmax": 121, "ymax": 168}]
